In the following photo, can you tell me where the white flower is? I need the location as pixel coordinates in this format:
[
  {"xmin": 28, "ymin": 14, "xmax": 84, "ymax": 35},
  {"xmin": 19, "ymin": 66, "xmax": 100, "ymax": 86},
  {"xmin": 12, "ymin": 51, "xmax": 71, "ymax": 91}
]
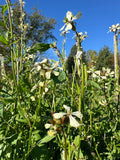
[
  {"xmin": 76, "ymin": 51, "xmax": 83, "ymax": 59},
  {"xmin": 45, "ymin": 123, "xmax": 53, "ymax": 129},
  {"xmin": 92, "ymin": 70, "xmax": 100, "ymax": 78},
  {"xmin": 109, "ymin": 23, "xmax": 120, "ymax": 33},
  {"xmin": 66, "ymin": 11, "xmax": 73, "ymax": 21},
  {"xmin": 30, "ymin": 96, "xmax": 35, "ymax": 101},
  {"xmin": 40, "ymin": 58, "xmax": 48, "ymax": 64},
  {"xmin": 66, "ymin": 11, "xmax": 81, "ymax": 22},
  {"xmin": 39, "ymin": 81, "xmax": 44, "ymax": 87},
  {"xmin": 53, "ymin": 105, "xmax": 83, "ymax": 128},
  {"xmin": 60, "ymin": 11, "xmax": 81, "ymax": 33}
]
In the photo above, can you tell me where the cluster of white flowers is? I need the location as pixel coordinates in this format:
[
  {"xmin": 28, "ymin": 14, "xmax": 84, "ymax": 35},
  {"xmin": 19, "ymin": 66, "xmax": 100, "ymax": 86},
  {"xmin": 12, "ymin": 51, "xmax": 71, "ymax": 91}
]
[
  {"xmin": 88, "ymin": 67, "xmax": 114, "ymax": 81},
  {"xmin": 30, "ymin": 79, "xmax": 49, "ymax": 98},
  {"xmin": 73, "ymin": 32, "xmax": 88, "ymax": 43},
  {"xmin": 24, "ymin": 54, "xmax": 35, "ymax": 61},
  {"xmin": 109, "ymin": 23, "xmax": 120, "ymax": 34},
  {"xmin": 33, "ymin": 58, "xmax": 60, "ymax": 79},
  {"xmin": 30, "ymin": 59, "xmax": 61, "ymax": 97}
]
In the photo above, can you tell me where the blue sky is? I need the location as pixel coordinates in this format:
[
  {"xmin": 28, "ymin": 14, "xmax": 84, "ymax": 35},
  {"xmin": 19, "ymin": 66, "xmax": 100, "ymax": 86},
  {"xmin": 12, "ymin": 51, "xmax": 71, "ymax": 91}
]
[{"xmin": 1, "ymin": 0, "xmax": 120, "ymax": 60}]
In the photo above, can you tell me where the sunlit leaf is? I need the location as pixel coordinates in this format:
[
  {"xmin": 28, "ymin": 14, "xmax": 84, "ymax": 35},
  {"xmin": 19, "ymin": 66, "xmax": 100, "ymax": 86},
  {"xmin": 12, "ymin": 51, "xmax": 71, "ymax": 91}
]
[
  {"xmin": 0, "ymin": 4, "xmax": 8, "ymax": 15},
  {"xmin": 27, "ymin": 43, "xmax": 50, "ymax": 53},
  {"xmin": 37, "ymin": 135, "xmax": 55, "ymax": 147},
  {"xmin": 0, "ymin": 35, "xmax": 8, "ymax": 45}
]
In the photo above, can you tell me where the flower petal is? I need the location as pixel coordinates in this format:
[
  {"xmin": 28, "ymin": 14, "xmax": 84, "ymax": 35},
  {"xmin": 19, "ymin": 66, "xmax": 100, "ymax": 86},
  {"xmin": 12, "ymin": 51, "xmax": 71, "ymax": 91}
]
[
  {"xmin": 53, "ymin": 113, "xmax": 67, "ymax": 119},
  {"xmin": 65, "ymin": 23, "xmax": 72, "ymax": 31},
  {"xmin": 40, "ymin": 58, "xmax": 48, "ymax": 64},
  {"xmin": 45, "ymin": 71, "xmax": 51, "ymax": 79},
  {"xmin": 63, "ymin": 105, "xmax": 70, "ymax": 112},
  {"xmin": 75, "ymin": 11, "xmax": 82, "ymax": 20},
  {"xmin": 45, "ymin": 123, "xmax": 53, "ymax": 129},
  {"xmin": 72, "ymin": 111, "xmax": 83, "ymax": 120},
  {"xmin": 66, "ymin": 11, "xmax": 73, "ymax": 21},
  {"xmin": 53, "ymin": 70, "xmax": 59, "ymax": 76},
  {"xmin": 69, "ymin": 115, "xmax": 80, "ymax": 128},
  {"xmin": 60, "ymin": 24, "xmax": 66, "ymax": 31},
  {"xmin": 76, "ymin": 51, "xmax": 83, "ymax": 58},
  {"xmin": 51, "ymin": 61, "xmax": 59, "ymax": 69}
]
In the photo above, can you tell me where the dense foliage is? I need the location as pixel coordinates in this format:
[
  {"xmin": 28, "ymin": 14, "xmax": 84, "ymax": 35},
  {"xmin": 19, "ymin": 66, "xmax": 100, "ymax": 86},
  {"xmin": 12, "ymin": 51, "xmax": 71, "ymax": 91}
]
[{"xmin": 0, "ymin": 1, "xmax": 120, "ymax": 160}]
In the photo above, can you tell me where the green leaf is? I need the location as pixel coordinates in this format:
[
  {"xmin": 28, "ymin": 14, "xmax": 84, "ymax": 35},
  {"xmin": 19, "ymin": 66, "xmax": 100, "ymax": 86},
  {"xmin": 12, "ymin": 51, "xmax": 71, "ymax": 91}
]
[
  {"xmin": 0, "ymin": 102, "xmax": 3, "ymax": 118},
  {"xmin": 0, "ymin": 35, "xmax": 8, "ymax": 45},
  {"xmin": 0, "ymin": 5, "xmax": 8, "ymax": 15},
  {"xmin": 17, "ymin": 103, "xmax": 29, "ymax": 124},
  {"xmin": 0, "ymin": 20, "xmax": 6, "ymax": 28},
  {"xmin": 27, "ymin": 43, "xmax": 50, "ymax": 53},
  {"xmin": 58, "ymin": 71, "xmax": 66, "ymax": 82},
  {"xmin": 89, "ymin": 80, "xmax": 101, "ymax": 89},
  {"xmin": 37, "ymin": 135, "xmax": 55, "ymax": 147}
]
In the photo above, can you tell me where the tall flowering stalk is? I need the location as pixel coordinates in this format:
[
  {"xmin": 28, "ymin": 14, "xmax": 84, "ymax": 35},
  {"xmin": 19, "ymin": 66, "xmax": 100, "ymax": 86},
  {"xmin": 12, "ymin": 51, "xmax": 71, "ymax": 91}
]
[
  {"xmin": 19, "ymin": 0, "xmax": 25, "ymax": 72},
  {"xmin": 109, "ymin": 24, "xmax": 120, "ymax": 106},
  {"xmin": 5, "ymin": 0, "xmax": 17, "ymax": 87},
  {"xmin": 60, "ymin": 11, "xmax": 88, "ymax": 112},
  {"xmin": 60, "ymin": 11, "xmax": 87, "ymax": 160}
]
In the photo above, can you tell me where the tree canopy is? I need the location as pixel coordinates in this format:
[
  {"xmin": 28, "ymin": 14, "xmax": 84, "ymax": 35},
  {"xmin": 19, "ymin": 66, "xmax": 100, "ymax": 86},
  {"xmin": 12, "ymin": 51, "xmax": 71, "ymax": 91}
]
[
  {"xmin": 96, "ymin": 46, "xmax": 114, "ymax": 70},
  {"xmin": 0, "ymin": 1, "xmax": 56, "ymax": 74},
  {"xmin": 86, "ymin": 49, "xmax": 98, "ymax": 69},
  {"xmin": 0, "ymin": 1, "xmax": 56, "ymax": 57}
]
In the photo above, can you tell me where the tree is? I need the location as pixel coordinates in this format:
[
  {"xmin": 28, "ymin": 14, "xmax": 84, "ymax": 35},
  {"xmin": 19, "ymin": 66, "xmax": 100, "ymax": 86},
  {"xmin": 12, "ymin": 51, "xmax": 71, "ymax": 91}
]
[
  {"xmin": 0, "ymin": 2, "xmax": 56, "ymax": 60},
  {"xmin": 0, "ymin": 1, "xmax": 56, "ymax": 72},
  {"xmin": 96, "ymin": 46, "xmax": 114, "ymax": 70},
  {"xmin": 66, "ymin": 44, "xmax": 77, "ymax": 73},
  {"xmin": 12, "ymin": 2, "xmax": 56, "ymax": 46},
  {"xmin": 86, "ymin": 50, "xmax": 98, "ymax": 69}
]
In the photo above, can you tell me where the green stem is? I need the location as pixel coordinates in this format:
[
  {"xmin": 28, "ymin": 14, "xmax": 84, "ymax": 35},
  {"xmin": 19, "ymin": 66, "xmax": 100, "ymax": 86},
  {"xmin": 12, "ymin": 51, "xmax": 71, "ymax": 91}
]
[
  {"xmin": 62, "ymin": 128, "xmax": 67, "ymax": 160},
  {"xmin": 114, "ymin": 34, "xmax": 119, "ymax": 109},
  {"xmin": 93, "ymin": 137, "xmax": 101, "ymax": 160},
  {"xmin": 77, "ymin": 128, "xmax": 81, "ymax": 160},
  {"xmin": 6, "ymin": 0, "xmax": 16, "ymax": 87},
  {"xmin": 26, "ymin": 86, "xmax": 42, "ymax": 157},
  {"xmin": 84, "ymin": 64, "xmax": 87, "ymax": 86}
]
